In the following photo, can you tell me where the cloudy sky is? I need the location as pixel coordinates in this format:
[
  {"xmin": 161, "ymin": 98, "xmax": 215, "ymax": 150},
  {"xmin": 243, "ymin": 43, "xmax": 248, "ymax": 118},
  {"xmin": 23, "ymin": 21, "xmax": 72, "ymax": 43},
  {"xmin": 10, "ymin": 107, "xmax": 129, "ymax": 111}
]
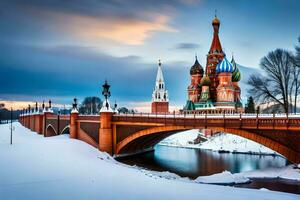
[{"xmin": 0, "ymin": 0, "xmax": 299, "ymax": 111}]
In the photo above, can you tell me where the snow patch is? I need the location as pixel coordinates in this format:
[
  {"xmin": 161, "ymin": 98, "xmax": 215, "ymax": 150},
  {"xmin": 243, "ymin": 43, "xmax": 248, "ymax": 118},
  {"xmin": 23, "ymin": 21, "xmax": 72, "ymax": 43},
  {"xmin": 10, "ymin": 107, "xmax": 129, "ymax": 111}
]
[
  {"xmin": 160, "ymin": 130, "xmax": 278, "ymax": 155},
  {"xmin": 238, "ymin": 165, "xmax": 300, "ymax": 181},
  {"xmin": 195, "ymin": 171, "xmax": 250, "ymax": 184}
]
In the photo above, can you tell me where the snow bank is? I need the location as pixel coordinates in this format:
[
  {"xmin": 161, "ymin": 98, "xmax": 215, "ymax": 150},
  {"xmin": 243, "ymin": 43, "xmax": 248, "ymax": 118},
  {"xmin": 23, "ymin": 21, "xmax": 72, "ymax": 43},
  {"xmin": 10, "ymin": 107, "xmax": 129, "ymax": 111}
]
[
  {"xmin": 198, "ymin": 133, "xmax": 277, "ymax": 154},
  {"xmin": 238, "ymin": 165, "xmax": 300, "ymax": 181},
  {"xmin": 159, "ymin": 130, "xmax": 278, "ymax": 155},
  {"xmin": 195, "ymin": 171, "xmax": 250, "ymax": 184},
  {"xmin": 159, "ymin": 129, "xmax": 199, "ymax": 147},
  {"xmin": 194, "ymin": 165, "xmax": 300, "ymax": 185},
  {"xmin": 0, "ymin": 122, "xmax": 299, "ymax": 200}
]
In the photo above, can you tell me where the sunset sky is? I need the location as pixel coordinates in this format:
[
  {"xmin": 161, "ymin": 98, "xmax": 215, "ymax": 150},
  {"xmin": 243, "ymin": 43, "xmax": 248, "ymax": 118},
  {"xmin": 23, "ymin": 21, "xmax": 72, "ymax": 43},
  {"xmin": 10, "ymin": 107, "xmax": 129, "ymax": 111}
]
[{"xmin": 1, "ymin": 0, "xmax": 299, "ymax": 111}]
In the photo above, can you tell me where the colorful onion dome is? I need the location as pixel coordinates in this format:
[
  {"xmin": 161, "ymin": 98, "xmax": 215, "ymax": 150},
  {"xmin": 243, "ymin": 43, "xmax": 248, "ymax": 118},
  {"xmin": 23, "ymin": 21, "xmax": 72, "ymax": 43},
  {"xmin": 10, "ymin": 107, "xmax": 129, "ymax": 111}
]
[
  {"xmin": 231, "ymin": 57, "xmax": 241, "ymax": 82},
  {"xmin": 190, "ymin": 57, "xmax": 204, "ymax": 75},
  {"xmin": 216, "ymin": 57, "xmax": 234, "ymax": 73},
  {"xmin": 200, "ymin": 75, "xmax": 211, "ymax": 86},
  {"xmin": 232, "ymin": 68, "xmax": 241, "ymax": 82}
]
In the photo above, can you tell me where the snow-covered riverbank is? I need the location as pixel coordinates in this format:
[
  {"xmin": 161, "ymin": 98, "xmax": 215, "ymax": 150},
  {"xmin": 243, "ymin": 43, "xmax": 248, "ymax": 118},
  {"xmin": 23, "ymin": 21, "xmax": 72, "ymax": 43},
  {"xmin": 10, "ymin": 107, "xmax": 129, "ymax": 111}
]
[
  {"xmin": 194, "ymin": 165, "xmax": 300, "ymax": 185},
  {"xmin": 0, "ymin": 122, "xmax": 299, "ymax": 200},
  {"xmin": 159, "ymin": 129, "xmax": 278, "ymax": 155}
]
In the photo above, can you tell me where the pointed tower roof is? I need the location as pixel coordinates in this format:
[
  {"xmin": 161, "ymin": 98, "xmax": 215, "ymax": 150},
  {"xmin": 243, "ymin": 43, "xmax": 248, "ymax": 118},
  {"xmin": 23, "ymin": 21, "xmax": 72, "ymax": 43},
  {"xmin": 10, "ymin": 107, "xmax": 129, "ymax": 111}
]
[
  {"xmin": 156, "ymin": 59, "xmax": 164, "ymax": 83},
  {"xmin": 152, "ymin": 59, "xmax": 168, "ymax": 102},
  {"xmin": 209, "ymin": 13, "xmax": 223, "ymax": 54},
  {"xmin": 190, "ymin": 55, "xmax": 204, "ymax": 75}
]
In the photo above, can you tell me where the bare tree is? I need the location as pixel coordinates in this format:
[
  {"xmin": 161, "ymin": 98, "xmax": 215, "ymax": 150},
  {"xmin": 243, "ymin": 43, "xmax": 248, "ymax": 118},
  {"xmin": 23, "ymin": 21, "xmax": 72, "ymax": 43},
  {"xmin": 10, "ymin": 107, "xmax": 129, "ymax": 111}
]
[
  {"xmin": 292, "ymin": 36, "xmax": 300, "ymax": 113},
  {"xmin": 79, "ymin": 97, "xmax": 102, "ymax": 114},
  {"xmin": 248, "ymin": 49, "xmax": 294, "ymax": 114}
]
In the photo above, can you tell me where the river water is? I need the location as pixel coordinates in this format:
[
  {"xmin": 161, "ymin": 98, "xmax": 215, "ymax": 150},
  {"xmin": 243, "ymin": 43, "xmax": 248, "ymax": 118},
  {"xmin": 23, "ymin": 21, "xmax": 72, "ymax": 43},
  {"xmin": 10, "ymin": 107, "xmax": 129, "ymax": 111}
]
[{"xmin": 117, "ymin": 145, "xmax": 300, "ymax": 194}]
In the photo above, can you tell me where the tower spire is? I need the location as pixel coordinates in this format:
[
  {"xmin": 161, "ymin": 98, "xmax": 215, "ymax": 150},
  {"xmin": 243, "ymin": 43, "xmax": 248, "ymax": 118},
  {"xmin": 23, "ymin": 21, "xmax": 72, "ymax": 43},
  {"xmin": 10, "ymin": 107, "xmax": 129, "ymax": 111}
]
[
  {"xmin": 151, "ymin": 59, "xmax": 169, "ymax": 113},
  {"xmin": 156, "ymin": 59, "xmax": 164, "ymax": 83},
  {"xmin": 209, "ymin": 12, "xmax": 222, "ymax": 54},
  {"xmin": 231, "ymin": 52, "xmax": 235, "ymax": 63}
]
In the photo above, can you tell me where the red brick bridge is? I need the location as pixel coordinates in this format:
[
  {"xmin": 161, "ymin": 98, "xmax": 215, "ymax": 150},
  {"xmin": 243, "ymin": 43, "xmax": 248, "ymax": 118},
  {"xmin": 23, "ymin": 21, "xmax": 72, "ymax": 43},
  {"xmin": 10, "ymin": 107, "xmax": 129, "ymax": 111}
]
[{"xmin": 19, "ymin": 111, "xmax": 300, "ymax": 163}]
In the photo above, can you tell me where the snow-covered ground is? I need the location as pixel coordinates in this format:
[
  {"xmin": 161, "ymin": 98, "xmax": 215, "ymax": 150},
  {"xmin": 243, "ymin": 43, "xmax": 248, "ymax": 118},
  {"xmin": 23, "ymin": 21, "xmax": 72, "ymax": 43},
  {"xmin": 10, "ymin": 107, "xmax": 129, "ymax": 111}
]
[
  {"xmin": 195, "ymin": 166, "xmax": 300, "ymax": 185},
  {"xmin": 0, "ymin": 122, "xmax": 299, "ymax": 200},
  {"xmin": 159, "ymin": 129, "xmax": 277, "ymax": 154}
]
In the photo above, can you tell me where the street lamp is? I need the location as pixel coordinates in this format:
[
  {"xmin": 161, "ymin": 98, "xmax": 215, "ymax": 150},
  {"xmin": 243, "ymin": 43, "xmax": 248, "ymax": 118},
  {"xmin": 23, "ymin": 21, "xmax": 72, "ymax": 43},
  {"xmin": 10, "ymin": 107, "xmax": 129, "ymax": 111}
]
[
  {"xmin": 9, "ymin": 107, "xmax": 14, "ymax": 145},
  {"xmin": 73, "ymin": 98, "xmax": 78, "ymax": 110},
  {"xmin": 102, "ymin": 80, "xmax": 111, "ymax": 110}
]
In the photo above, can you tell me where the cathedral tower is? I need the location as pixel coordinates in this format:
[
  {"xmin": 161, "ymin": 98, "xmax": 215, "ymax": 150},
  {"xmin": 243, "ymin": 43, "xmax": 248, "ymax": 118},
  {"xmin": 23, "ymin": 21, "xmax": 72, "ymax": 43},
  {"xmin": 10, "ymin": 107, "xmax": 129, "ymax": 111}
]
[
  {"xmin": 188, "ymin": 56, "xmax": 204, "ymax": 102},
  {"xmin": 206, "ymin": 15, "xmax": 225, "ymax": 101},
  {"xmin": 151, "ymin": 60, "xmax": 169, "ymax": 113},
  {"xmin": 183, "ymin": 14, "xmax": 243, "ymax": 114},
  {"xmin": 216, "ymin": 57, "xmax": 235, "ymax": 110}
]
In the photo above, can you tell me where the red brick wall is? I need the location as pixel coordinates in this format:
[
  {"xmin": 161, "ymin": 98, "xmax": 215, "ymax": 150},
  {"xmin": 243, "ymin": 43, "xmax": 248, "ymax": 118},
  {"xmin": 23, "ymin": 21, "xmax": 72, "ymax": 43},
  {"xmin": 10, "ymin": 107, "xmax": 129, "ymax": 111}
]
[{"xmin": 151, "ymin": 102, "xmax": 169, "ymax": 113}]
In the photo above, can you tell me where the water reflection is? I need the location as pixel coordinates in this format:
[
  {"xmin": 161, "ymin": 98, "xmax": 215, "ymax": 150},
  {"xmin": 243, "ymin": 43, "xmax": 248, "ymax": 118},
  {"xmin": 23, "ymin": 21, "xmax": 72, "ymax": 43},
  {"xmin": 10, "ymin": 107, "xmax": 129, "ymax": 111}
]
[{"xmin": 118, "ymin": 145, "xmax": 288, "ymax": 179}]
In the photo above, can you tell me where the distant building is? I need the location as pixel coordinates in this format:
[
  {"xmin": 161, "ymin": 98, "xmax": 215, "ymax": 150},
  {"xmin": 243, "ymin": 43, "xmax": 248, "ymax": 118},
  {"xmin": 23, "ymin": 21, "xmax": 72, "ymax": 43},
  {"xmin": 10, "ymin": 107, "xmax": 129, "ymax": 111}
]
[
  {"xmin": 183, "ymin": 15, "xmax": 243, "ymax": 114},
  {"xmin": 151, "ymin": 60, "xmax": 169, "ymax": 113}
]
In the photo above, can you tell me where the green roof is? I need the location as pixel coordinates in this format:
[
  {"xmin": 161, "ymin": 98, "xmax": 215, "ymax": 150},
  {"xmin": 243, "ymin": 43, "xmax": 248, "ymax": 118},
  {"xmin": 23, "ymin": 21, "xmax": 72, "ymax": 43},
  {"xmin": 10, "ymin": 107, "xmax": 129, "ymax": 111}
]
[{"xmin": 184, "ymin": 100, "xmax": 195, "ymax": 110}]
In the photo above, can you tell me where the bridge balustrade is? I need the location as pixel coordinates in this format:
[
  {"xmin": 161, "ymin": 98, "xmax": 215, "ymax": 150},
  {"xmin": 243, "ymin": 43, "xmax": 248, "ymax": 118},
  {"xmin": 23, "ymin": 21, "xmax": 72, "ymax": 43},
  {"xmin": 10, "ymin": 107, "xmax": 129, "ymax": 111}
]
[{"xmin": 77, "ymin": 115, "xmax": 99, "ymax": 122}]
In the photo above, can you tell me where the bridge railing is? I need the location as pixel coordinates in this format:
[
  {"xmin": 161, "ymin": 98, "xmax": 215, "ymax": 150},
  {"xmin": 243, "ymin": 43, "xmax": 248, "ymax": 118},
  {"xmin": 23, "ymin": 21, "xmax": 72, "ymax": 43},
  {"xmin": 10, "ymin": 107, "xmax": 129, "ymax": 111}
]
[
  {"xmin": 112, "ymin": 112, "xmax": 300, "ymax": 130},
  {"xmin": 114, "ymin": 112, "xmax": 300, "ymax": 119}
]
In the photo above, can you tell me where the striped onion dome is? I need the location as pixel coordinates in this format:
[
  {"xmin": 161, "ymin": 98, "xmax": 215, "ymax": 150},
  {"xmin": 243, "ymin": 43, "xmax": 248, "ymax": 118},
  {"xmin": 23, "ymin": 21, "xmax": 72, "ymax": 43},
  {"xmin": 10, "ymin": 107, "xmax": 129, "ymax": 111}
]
[
  {"xmin": 231, "ymin": 57, "xmax": 241, "ymax": 82},
  {"xmin": 216, "ymin": 57, "xmax": 234, "ymax": 73}
]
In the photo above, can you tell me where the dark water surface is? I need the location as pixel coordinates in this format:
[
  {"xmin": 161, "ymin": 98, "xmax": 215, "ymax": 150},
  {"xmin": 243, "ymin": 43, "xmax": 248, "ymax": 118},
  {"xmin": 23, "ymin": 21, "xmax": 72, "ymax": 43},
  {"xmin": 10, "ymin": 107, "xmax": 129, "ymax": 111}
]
[{"xmin": 118, "ymin": 145, "xmax": 300, "ymax": 194}]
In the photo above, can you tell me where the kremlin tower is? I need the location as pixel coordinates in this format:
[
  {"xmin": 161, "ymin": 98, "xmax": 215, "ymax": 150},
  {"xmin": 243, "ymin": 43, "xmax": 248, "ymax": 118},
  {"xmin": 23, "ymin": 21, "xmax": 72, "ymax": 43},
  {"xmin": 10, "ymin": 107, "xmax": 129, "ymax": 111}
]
[
  {"xmin": 151, "ymin": 60, "xmax": 169, "ymax": 113},
  {"xmin": 184, "ymin": 15, "xmax": 243, "ymax": 114}
]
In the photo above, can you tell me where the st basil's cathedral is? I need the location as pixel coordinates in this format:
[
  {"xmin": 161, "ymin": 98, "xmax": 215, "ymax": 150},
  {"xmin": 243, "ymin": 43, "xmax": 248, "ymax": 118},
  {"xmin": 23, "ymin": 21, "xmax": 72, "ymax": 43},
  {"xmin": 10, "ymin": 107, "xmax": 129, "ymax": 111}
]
[{"xmin": 183, "ymin": 15, "xmax": 243, "ymax": 114}]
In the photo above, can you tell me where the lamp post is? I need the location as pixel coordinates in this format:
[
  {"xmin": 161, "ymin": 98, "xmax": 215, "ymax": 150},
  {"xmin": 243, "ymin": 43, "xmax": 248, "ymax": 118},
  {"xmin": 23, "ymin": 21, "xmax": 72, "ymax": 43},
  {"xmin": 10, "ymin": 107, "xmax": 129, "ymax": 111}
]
[
  {"xmin": 10, "ymin": 107, "xmax": 14, "ymax": 145},
  {"xmin": 114, "ymin": 100, "xmax": 117, "ymax": 113},
  {"xmin": 70, "ymin": 98, "xmax": 79, "ymax": 139},
  {"xmin": 35, "ymin": 102, "xmax": 38, "ymax": 113},
  {"xmin": 102, "ymin": 80, "xmax": 111, "ymax": 110},
  {"xmin": 99, "ymin": 80, "xmax": 114, "ymax": 154},
  {"xmin": 73, "ymin": 98, "xmax": 78, "ymax": 111},
  {"xmin": 58, "ymin": 108, "xmax": 60, "ymax": 135}
]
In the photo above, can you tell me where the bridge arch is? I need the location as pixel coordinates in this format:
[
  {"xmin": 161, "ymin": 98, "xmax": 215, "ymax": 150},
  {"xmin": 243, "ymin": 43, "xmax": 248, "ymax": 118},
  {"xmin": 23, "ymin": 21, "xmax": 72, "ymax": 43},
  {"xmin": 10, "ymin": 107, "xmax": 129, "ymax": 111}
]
[
  {"xmin": 45, "ymin": 124, "xmax": 57, "ymax": 137},
  {"xmin": 116, "ymin": 125, "xmax": 300, "ymax": 163},
  {"xmin": 60, "ymin": 125, "xmax": 70, "ymax": 135}
]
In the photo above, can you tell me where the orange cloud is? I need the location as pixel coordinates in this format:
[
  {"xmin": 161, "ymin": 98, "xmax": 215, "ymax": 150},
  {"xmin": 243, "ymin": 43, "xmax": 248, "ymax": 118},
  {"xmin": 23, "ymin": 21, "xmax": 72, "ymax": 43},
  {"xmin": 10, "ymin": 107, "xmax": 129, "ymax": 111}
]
[
  {"xmin": 50, "ymin": 12, "xmax": 177, "ymax": 45},
  {"xmin": 0, "ymin": 101, "xmax": 67, "ymax": 110}
]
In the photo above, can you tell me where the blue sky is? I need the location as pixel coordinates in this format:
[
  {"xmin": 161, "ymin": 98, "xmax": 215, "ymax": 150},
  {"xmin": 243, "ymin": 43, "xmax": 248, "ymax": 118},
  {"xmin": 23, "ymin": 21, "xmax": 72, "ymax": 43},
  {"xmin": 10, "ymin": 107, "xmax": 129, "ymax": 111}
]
[{"xmin": 0, "ymin": 0, "xmax": 299, "ymax": 110}]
